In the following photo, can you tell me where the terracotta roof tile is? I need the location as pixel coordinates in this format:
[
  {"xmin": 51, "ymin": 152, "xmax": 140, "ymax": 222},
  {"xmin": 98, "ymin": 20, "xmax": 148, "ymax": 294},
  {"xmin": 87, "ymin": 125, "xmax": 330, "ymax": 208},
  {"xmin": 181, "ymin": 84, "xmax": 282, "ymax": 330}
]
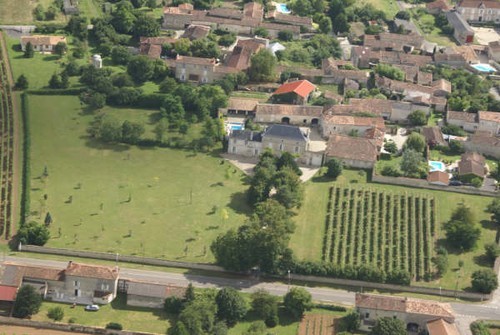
[
  {"xmin": 65, "ymin": 262, "xmax": 119, "ymax": 280},
  {"xmin": 127, "ymin": 281, "xmax": 186, "ymax": 298},
  {"xmin": 227, "ymin": 97, "xmax": 260, "ymax": 111},
  {"xmin": 428, "ymin": 171, "xmax": 450, "ymax": 184},
  {"xmin": 459, "ymin": 0, "xmax": 500, "ymax": 9},
  {"xmin": 21, "ymin": 35, "xmax": 67, "ymax": 46},
  {"xmin": 255, "ymin": 104, "xmax": 323, "ymax": 116},
  {"xmin": 176, "ymin": 55, "xmax": 216, "ymax": 65},
  {"xmin": 326, "ymin": 135, "xmax": 378, "ymax": 162},
  {"xmin": 479, "ymin": 111, "xmax": 500, "ymax": 123},
  {"xmin": 447, "ymin": 110, "xmax": 478, "ymax": 123},
  {"xmin": 272, "ymin": 80, "xmax": 316, "ymax": 98},
  {"xmin": 323, "ymin": 115, "xmax": 386, "ymax": 130},
  {"xmin": 0, "ymin": 285, "xmax": 18, "ymax": 302},
  {"xmin": 427, "ymin": 319, "xmax": 460, "ymax": 335}
]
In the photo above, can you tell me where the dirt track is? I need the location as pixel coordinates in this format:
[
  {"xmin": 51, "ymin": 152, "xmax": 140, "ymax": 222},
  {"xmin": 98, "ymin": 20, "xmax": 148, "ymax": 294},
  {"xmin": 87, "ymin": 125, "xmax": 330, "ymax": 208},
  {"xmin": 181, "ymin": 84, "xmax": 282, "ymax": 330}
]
[{"xmin": 0, "ymin": 325, "xmax": 89, "ymax": 335}]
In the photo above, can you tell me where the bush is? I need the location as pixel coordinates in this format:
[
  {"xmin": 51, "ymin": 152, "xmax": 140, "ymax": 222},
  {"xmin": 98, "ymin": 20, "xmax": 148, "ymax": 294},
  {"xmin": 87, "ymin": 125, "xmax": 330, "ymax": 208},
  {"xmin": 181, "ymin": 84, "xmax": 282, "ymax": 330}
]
[
  {"xmin": 13, "ymin": 285, "xmax": 42, "ymax": 318},
  {"xmin": 106, "ymin": 322, "xmax": 123, "ymax": 330},
  {"xmin": 471, "ymin": 269, "xmax": 498, "ymax": 294},
  {"xmin": 381, "ymin": 166, "xmax": 402, "ymax": 177},
  {"xmin": 325, "ymin": 158, "xmax": 343, "ymax": 179},
  {"xmin": 470, "ymin": 321, "xmax": 491, "ymax": 335},
  {"xmin": 278, "ymin": 30, "xmax": 293, "ymax": 41},
  {"xmin": 68, "ymin": 317, "xmax": 77, "ymax": 324},
  {"xmin": 16, "ymin": 221, "xmax": 50, "ymax": 246},
  {"xmin": 485, "ymin": 243, "xmax": 500, "ymax": 264},
  {"xmin": 47, "ymin": 306, "xmax": 64, "ymax": 321},
  {"xmin": 164, "ymin": 296, "xmax": 183, "ymax": 314}
]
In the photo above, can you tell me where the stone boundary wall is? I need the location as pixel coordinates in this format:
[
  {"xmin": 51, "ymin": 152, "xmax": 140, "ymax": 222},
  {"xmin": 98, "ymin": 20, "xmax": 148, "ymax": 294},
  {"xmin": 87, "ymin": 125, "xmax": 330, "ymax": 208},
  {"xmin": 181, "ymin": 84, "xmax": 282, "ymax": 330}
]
[
  {"xmin": 371, "ymin": 172, "xmax": 498, "ymax": 197},
  {"xmin": 20, "ymin": 245, "xmax": 490, "ymax": 301},
  {"xmin": 0, "ymin": 316, "xmax": 157, "ymax": 335}
]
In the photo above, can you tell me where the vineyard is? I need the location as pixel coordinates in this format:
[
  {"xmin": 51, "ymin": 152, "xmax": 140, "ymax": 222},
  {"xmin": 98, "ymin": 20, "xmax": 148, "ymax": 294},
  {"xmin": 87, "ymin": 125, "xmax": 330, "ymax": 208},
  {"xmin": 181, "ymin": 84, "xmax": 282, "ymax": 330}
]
[
  {"xmin": 298, "ymin": 314, "xmax": 337, "ymax": 335},
  {"xmin": 322, "ymin": 185, "xmax": 437, "ymax": 280},
  {"xmin": 0, "ymin": 38, "xmax": 15, "ymax": 239}
]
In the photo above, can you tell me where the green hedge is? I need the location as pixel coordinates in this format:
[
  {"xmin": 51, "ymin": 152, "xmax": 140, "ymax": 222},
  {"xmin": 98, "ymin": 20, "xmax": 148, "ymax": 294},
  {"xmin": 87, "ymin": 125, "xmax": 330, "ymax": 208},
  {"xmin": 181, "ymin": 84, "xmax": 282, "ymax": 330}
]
[
  {"xmin": 27, "ymin": 88, "xmax": 83, "ymax": 95},
  {"xmin": 20, "ymin": 93, "xmax": 30, "ymax": 227}
]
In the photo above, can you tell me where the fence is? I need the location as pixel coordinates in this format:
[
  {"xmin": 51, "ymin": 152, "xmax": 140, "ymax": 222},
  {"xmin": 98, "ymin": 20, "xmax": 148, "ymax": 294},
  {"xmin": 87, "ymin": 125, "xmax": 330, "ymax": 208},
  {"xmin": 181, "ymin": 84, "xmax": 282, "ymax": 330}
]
[
  {"xmin": 371, "ymin": 172, "xmax": 498, "ymax": 197},
  {"xmin": 19, "ymin": 245, "xmax": 490, "ymax": 301},
  {"xmin": 0, "ymin": 316, "xmax": 156, "ymax": 335}
]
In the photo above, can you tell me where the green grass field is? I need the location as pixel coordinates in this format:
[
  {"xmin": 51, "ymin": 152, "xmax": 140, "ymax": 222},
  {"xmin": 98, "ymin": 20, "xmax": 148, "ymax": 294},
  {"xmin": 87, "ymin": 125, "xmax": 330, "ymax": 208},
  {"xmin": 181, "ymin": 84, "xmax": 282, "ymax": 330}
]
[
  {"xmin": 291, "ymin": 169, "xmax": 497, "ymax": 290},
  {"xmin": 0, "ymin": 0, "xmax": 65, "ymax": 24},
  {"xmin": 28, "ymin": 95, "xmax": 251, "ymax": 262}
]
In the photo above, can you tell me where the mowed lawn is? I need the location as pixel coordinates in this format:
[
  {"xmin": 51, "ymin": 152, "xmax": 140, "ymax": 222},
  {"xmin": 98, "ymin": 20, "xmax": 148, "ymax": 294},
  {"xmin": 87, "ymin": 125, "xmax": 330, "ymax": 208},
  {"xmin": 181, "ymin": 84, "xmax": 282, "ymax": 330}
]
[
  {"xmin": 32, "ymin": 295, "xmax": 172, "ymax": 333},
  {"xmin": 291, "ymin": 169, "xmax": 497, "ymax": 291},
  {"xmin": 28, "ymin": 95, "xmax": 251, "ymax": 262},
  {"xmin": 0, "ymin": 0, "xmax": 65, "ymax": 24}
]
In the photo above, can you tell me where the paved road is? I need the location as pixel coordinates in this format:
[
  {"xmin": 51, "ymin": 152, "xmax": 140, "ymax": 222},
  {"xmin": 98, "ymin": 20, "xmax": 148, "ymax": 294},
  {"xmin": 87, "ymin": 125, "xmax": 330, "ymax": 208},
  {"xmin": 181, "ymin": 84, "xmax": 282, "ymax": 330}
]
[{"xmin": 4, "ymin": 256, "xmax": 500, "ymax": 320}]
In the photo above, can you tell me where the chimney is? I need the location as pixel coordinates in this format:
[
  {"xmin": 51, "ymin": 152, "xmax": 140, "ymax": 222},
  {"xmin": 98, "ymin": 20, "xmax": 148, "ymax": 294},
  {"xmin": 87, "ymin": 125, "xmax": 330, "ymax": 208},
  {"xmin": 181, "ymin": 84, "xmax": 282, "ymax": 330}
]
[{"xmin": 67, "ymin": 260, "xmax": 73, "ymax": 268}]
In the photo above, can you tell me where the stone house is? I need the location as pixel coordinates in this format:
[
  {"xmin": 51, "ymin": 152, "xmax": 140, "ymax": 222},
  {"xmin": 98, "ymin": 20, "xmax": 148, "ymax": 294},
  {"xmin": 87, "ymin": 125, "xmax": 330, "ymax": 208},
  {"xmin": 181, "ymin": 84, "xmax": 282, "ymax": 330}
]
[
  {"xmin": 227, "ymin": 124, "xmax": 323, "ymax": 166},
  {"xmin": 324, "ymin": 135, "xmax": 379, "ymax": 169},
  {"xmin": 355, "ymin": 293, "xmax": 456, "ymax": 333},
  {"xmin": 422, "ymin": 126, "xmax": 447, "ymax": 147},
  {"xmin": 173, "ymin": 55, "xmax": 237, "ymax": 83},
  {"xmin": 488, "ymin": 41, "xmax": 500, "ymax": 62},
  {"xmin": 428, "ymin": 170, "xmax": 450, "ymax": 186},
  {"xmin": 446, "ymin": 11, "xmax": 475, "ymax": 44},
  {"xmin": 464, "ymin": 132, "xmax": 500, "ymax": 158},
  {"xmin": 457, "ymin": 0, "xmax": 500, "ymax": 23},
  {"xmin": 478, "ymin": 111, "xmax": 500, "ymax": 135},
  {"xmin": 126, "ymin": 281, "xmax": 186, "ymax": 309},
  {"xmin": 254, "ymin": 104, "xmax": 323, "ymax": 125},
  {"xmin": 20, "ymin": 35, "xmax": 67, "ymax": 53},
  {"xmin": 181, "ymin": 24, "xmax": 211, "ymax": 40},
  {"xmin": 220, "ymin": 97, "xmax": 260, "ymax": 116},
  {"xmin": 321, "ymin": 115, "xmax": 385, "ymax": 138},
  {"xmin": 446, "ymin": 110, "xmax": 479, "ymax": 132},
  {"xmin": 271, "ymin": 80, "xmax": 316, "ymax": 105},
  {"xmin": 226, "ymin": 38, "xmax": 266, "ymax": 71},
  {"xmin": 363, "ymin": 32, "xmax": 424, "ymax": 52},
  {"xmin": 457, "ymin": 152, "xmax": 487, "ymax": 181},
  {"xmin": 1, "ymin": 261, "xmax": 119, "ymax": 305},
  {"xmin": 266, "ymin": 10, "xmax": 313, "ymax": 30}
]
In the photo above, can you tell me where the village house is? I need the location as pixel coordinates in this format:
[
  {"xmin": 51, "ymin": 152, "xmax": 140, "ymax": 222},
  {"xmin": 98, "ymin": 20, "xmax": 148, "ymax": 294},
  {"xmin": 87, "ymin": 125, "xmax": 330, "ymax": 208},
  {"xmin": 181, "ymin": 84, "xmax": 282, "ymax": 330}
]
[
  {"xmin": 375, "ymin": 76, "xmax": 450, "ymax": 103},
  {"xmin": 428, "ymin": 170, "xmax": 451, "ymax": 186},
  {"xmin": 173, "ymin": 55, "xmax": 237, "ymax": 83},
  {"xmin": 393, "ymin": 19, "xmax": 419, "ymax": 35},
  {"xmin": 488, "ymin": 41, "xmax": 500, "ymax": 62},
  {"xmin": 457, "ymin": 152, "xmax": 487, "ymax": 182},
  {"xmin": 446, "ymin": 110, "xmax": 500, "ymax": 135},
  {"xmin": 456, "ymin": 0, "xmax": 500, "ymax": 23},
  {"xmin": 434, "ymin": 46, "xmax": 468, "ymax": 67},
  {"xmin": 426, "ymin": 0, "xmax": 451, "ymax": 14},
  {"xmin": 126, "ymin": 281, "xmax": 186, "ymax": 309},
  {"xmin": 324, "ymin": 135, "xmax": 379, "ymax": 169},
  {"xmin": 181, "ymin": 24, "xmax": 211, "ymax": 40},
  {"xmin": 351, "ymin": 47, "xmax": 433, "ymax": 69},
  {"xmin": 20, "ymin": 35, "xmax": 67, "ymax": 53},
  {"xmin": 363, "ymin": 32, "xmax": 425, "ymax": 53},
  {"xmin": 422, "ymin": 126, "xmax": 447, "ymax": 147},
  {"xmin": 266, "ymin": 10, "xmax": 314, "ymax": 30},
  {"xmin": 355, "ymin": 293, "xmax": 456, "ymax": 334},
  {"xmin": 321, "ymin": 115, "xmax": 385, "ymax": 138},
  {"xmin": 393, "ymin": 65, "xmax": 434, "ymax": 86},
  {"xmin": 446, "ymin": 11, "xmax": 475, "ymax": 44},
  {"xmin": 322, "ymin": 58, "xmax": 370, "ymax": 85},
  {"xmin": 464, "ymin": 131, "xmax": 500, "ymax": 158},
  {"xmin": 226, "ymin": 38, "xmax": 266, "ymax": 70},
  {"xmin": 0, "ymin": 285, "xmax": 18, "ymax": 316},
  {"xmin": 220, "ymin": 97, "xmax": 260, "ymax": 116},
  {"xmin": 271, "ymin": 80, "xmax": 317, "ymax": 105},
  {"xmin": 227, "ymin": 124, "xmax": 323, "ymax": 166},
  {"xmin": 254, "ymin": 104, "xmax": 323, "ymax": 125},
  {"xmin": 139, "ymin": 36, "xmax": 176, "ymax": 59},
  {"xmin": 1, "ymin": 261, "xmax": 119, "ymax": 305},
  {"xmin": 63, "ymin": 0, "xmax": 79, "ymax": 15}
]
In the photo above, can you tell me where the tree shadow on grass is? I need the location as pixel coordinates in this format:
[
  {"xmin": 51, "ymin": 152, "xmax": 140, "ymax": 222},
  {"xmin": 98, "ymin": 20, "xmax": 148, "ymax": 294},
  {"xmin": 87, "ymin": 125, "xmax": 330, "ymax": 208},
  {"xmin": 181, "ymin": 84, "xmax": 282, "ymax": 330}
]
[
  {"xmin": 110, "ymin": 294, "xmax": 174, "ymax": 321},
  {"xmin": 82, "ymin": 137, "xmax": 131, "ymax": 152},
  {"xmin": 480, "ymin": 219, "xmax": 496, "ymax": 231},
  {"xmin": 43, "ymin": 55, "xmax": 59, "ymax": 62},
  {"xmin": 473, "ymin": 254, "xmax": 492, "ymax": 267},
  {"xmin": 227, "ymin": 191, "xmax": 252, "ymax": 216}
]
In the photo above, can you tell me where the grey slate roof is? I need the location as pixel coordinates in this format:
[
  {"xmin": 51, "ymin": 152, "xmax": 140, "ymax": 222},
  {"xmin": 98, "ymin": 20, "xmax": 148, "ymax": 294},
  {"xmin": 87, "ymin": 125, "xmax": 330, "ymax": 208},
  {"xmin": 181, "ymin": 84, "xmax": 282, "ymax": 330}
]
[
  {"xmin": 262, "ymin": 124, "xmax": 308, "ymax": 142},
  {"xmin": 446, "ymin": 11, "xmax": 474, "ymax": 34},
  {"xmin": 230, "ymin": 130, "xmax": 262, "ymax": 142}
]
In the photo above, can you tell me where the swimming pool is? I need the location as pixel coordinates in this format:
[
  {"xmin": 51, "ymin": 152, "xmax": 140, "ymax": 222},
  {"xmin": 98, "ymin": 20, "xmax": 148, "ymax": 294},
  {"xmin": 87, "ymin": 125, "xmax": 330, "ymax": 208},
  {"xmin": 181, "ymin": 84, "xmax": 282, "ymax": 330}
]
[
  {"xmin": 275, "ymin": 3, "xmax": 291, "ymax": 14},
  {"xmin": 227, "ymin": 123, "xmax": 244, "ymax": 131},
  {"xmin": 429, "ymin": 161, "xmax": 446, "ymax": 172},
  {"xmin": 471, "ymin": 63, "xmax": 497, "ymax": 73}
]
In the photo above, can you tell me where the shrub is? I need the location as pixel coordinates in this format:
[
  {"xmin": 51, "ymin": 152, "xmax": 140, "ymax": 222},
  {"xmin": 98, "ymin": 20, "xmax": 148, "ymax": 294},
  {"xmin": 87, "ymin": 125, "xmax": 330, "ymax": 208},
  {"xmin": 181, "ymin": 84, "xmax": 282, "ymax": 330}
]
[
  {"xmin": 106, "ymin": 322, "xmax": 123, "ymax": 330},
  {"xmin": 164, "ymin": 296, "xmax": 183, "ymax": 314},
  {"xmin": 470, "ymin": 321, "xmax": 491, "ymax": 335},
  {"xmin": 381, "ymin": 166, "xmax": 402, "ymax": 177},
  {"xmin": 68, "ymin": 317, "xmax": 77, "ymax": 324},
  {"xmin": 47, "ymin": 306, "xmax": 64, "ymax": 321},
  {"xmin": 471, "ymin": 269, "xmax": 498, "ymax": 294},
  {"xmin": 485, "ymin": 243, "xmax": 500, "ymax": 264}
]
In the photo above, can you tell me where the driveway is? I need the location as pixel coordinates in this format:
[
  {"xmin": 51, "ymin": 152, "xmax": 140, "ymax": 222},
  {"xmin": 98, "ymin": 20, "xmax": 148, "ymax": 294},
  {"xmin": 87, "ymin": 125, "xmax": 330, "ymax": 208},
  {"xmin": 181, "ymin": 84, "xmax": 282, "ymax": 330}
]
[{"xmin": 471, "ymin": 27, "xmax": 500, "ymax": 45}]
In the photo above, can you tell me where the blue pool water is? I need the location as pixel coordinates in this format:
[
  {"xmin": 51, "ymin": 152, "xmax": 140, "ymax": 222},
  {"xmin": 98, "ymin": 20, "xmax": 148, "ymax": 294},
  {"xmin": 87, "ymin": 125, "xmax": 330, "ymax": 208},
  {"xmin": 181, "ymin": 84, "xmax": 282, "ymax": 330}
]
[
  {"xmin": 227, "ymin": 123, "xmax": 244, "ymax": 131},
  {"xmin": 429, "ymin": 161, "xmax": 446, "ymax": 172},
  {"xmin": 471, "ymin": 63, "xmax": 497, "ymax": 73},
  {"xmin": 275, "ymin": 3, "xmax": 291, "ymax": 14}
]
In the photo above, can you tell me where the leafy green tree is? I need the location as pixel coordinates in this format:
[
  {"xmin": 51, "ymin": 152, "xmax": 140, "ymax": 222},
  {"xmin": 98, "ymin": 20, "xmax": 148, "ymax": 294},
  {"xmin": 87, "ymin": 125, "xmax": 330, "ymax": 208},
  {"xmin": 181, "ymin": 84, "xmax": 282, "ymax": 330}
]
[
  {"xmin": 127, "ymin": 56, "xmax": 155, "ymax": 83},
  {"xmin": 49, "ymin": 73, "xmax": 62, "ymax": 89},
  {"xmin": 147, "ymin": 0, "xmax": 157, "ymax": 8},
  {"xmin": 111, "ymin": 46, "xmax": 132, "ymax": 65},
  {"xmin": 131, "ymin": 0, "xmax": 145, "ymax": 8},
  {"xmin": 332, "ymin": 13, "xmax": 349, "ymax": 33},
  {"xmin": 159, "ymin": 77, "xmax": 178, "ymax": 93},
  {"xmin": 17, "ymin": 221, "xmax": 50, "ymax": 246},
  {"xmin": 13, "ymin": 285, "xmax": 42, "ymax": 318},
  {"xmin": 284, "ymin": 287, "xmax": 313, "ymax": 319},
  {"xmin": 47, "ymin": 306, "xmax": 64, "ymax": 321},
  {"xmin": 487, "ymin": 198, "xmax": 500, "ymax": 225},
  {"xmin": 408, "ymin": 110, "xmax": 427, "ymax": 126},
  {"xmin": 395, "ymin": 10, "xmax": 410, "ymax": 20},
  {"xmin": 80, "ymin": 90, "xmax": 106, "ymax": 110},
  {"xmin": 485, "ymin": 243, "xmax": 500, "ymax": 264},
  {"xmin": 403, "ymin": 132, "xmax": 426, "ymax": 153},
  {"xmin": 33, "ymin": 4, "xmax": 45, "ymax": 20},
  {"xmin": 15, "ymin": 75, "xmax": 29, "ymax": 90},
  {"xmin": 177, "ymin": 298, "xmax": 217, "ymax": 335},
  {"xmin": 277, "ymin": 152, "xmax": 302, "ymax": 176},
  {"xmin": 242, "ymin": 321, "xmax": 268, "ymax": 335},
  {"xmin": 65, "ymin": 61, "xmax": 81, "ymax": 76},
  {"xmin": 213, "ymin": 321, "xmax": 228, "ymax": 335},
  {"xmin": 154, "ymin": 118, "xmax": 169, "ymax": 143},
  {"xmin": 278, "ymin": 30, "xmax": 293, "ymax": 41},
  {"xmin": 133, "ymin": 13, "xmax": 160, "ymax": 37},
  {"xmin": 325, "ymin": 158, "xmax": 343, "ymax": 179},
  {"xmin": 185, "ymin": 283, "xmax": 195, "ymax": 303},
  {"xmin": 400, "ymin": 149, "xmax": 426, "ymax": 178},
  {"xmin": 249, "ymin": 49, "xmax": 276, "ymax": 82},
  {"xmin": 343, "ymin": 311, "xmax": 360, "ymax": 332},
  {"xmin": 215, "ymin": 287, "xmax": 248, "ymax": 326},
  {"xmin": 24, "ymin": 42, "xmax": 34, "ymax": 58},
  {"xmin": 54, "ymin": 42, "xmax": 67, "ymax": 57},
  {"xmin": 66, "ymin": 15, "xmax": 88, "ymax": 40},
  {"xmin": 251, "ymin": 289, "xmax": 279, "ymax": 325},
  {"xmin": 383, "ymin": 140, "xmax": 398, "ymax": 154},
  {"xmin": 60, "ymin": 71, "xmax": 69, "ymax": 89},
  {"xmin": 318, "ymin": 16, "xmax": 332, "ymax": 34},
  {"xmin": 111, "ymin": 73, "xmax": 134, "ymax": 87},
  {"xmin": 370, "ymin": 317, "xmax": 406, "ymax": 335},
  {"xmin": 375, "ymin": 64, "xmax": 405, "ymax": 81},
  {"xmin": 444, "ymin": 204, "xmax": 481, "ymax": 251},
  {"xmin": 432, "ymin": 247, "xmax": 448, "ymax": 277},
  {"xmin": 254, "ymin": 27, "xmax": 269, "ymax": 38},
  {"xmin": 190, "ymin": 38, "xmax": 221, "ymax": 58},
  {"xmin": 448, "ymin": 140, "xmax": 465, "ymax": 154},
  {"xmin": 121, "ymin": 120, "xmax": 145, "ymax": 144},
  {"xmin": 471, "ymin": 269, "xmax": 498, "ymax": 294},
  {"xmin": 112, "ymin": 1, "xmax": 137, "ymax": 34},
  {"xmin": 164, "ymin": 296, "xmax": 183, "ymax": 314},
  {"xmin": 273, "ymin": 167, "xmax": 304, "ymax": 209}
]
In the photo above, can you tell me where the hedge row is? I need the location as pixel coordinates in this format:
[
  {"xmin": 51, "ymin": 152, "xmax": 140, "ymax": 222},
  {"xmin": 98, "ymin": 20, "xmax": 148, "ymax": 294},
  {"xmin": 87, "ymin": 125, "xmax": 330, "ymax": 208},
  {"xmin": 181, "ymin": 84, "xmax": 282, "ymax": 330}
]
[
  {"xmin": 20, "ymin": 93, "xmax": 30, "ymax": 227},
  {"xmin": 27, "ymin": 88, "xmax": 84, "ymax": 95}
]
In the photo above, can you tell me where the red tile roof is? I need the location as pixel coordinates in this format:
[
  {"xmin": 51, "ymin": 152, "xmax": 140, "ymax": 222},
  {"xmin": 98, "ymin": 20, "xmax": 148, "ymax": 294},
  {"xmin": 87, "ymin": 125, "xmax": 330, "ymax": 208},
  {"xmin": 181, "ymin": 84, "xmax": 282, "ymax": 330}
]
[
  {"xmin": 325, "ymin": 135, "xmax": 379, "ymax": 163},
  {"xmin": 272, "ymin": 80, "xmax": 316, "ymax": 98},
  {"xmin": 427, "ymin": 319, "xmax": 460, "ymax": 335},
  {"xmin": 0, "ymin": 285, "xmax": 17, "ymax": 301},
  {"xmin": 66, "ymin": 262, "xmax": 119, "ymax": 280},
  {"xmin": 428, "ymin": 171, "xmax": 450, "ymax": 184}
]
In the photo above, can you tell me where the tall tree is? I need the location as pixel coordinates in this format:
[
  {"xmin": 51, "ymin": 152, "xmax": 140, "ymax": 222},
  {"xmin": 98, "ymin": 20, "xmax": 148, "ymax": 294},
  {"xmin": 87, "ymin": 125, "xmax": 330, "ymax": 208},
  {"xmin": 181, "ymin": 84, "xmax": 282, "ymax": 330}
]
[
  {"xmin": 24, "ymin": 42, "xmax": 34, "ymax": 58},
  {"xmin": 403, "ymin": 132, "xmax": 426, "ymax": 153},
  {"xmin": 54, "ymin": 42, "xmax": 67, "ymax": 57},
  {"xmin": 127, "ymin": 55, "xmax": 155, "ymax": 83},
  {"xmin": 249, "ymin": 49, "xmax": 277, "ymax": 82},
  {"xmin": 13, "ymin": 285, "xmax": 42, "ymax": 318},
  {"xmin": 471, "ymin": 269, "xmax": 498, "ymax": 294},
  {"xmin": 15, "ymin": 75, "xmax": 29, "ymax": 90},
  {"xmin": 370, "ymin": 317, "xmax": 406, "ymax": 335},
  {"xmin": 444, "ymin": 204, "xmax": 480, "ymax": 251},
  {"xmin": 133, "ymin": 13, "xmax": 160, "ymax": 37},
  {"xmin": 215, "ymin": 288, "xmax": 248, "ymax": 326},
  {"xmin": 251, "ymin": 289, "xmax": 279, "ymax": 326},
  {"xmin": 283, "ymin": 287, "xmax": 313, "ymax": 319},
  {"xmin": 17, "ymin": 221, "xmax": 50, "ymax": 245}
]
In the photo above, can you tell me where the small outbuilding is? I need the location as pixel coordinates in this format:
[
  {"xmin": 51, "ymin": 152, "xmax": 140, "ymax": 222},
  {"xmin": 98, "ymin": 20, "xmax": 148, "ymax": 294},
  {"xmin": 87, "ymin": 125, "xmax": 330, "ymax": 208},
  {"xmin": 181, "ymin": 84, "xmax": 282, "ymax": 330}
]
[
  {"xmin": 126, "ymin": 281, "xmax": 186, "ymax": 309},
  {"xmin": 272, "ymin": 80, "xmax": 316, "ymax": 105}
]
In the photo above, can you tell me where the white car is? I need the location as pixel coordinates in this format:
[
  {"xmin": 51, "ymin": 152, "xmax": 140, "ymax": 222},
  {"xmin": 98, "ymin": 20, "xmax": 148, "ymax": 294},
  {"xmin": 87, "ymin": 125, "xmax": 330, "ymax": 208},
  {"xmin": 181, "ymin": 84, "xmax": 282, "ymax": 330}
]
[{"xmin": 84, "ymin": 304, "xmax": 100, "ymax": 311}]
